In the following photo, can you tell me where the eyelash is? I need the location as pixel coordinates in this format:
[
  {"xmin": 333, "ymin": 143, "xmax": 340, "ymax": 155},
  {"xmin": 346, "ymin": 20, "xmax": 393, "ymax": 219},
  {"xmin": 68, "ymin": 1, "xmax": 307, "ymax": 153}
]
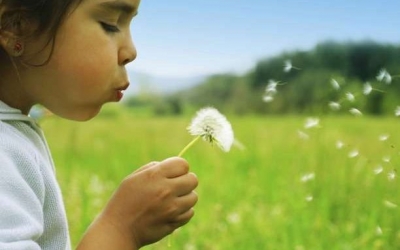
[{"xmin": 100, "ymin": 22, "xmax": 120, "ymax": 33}]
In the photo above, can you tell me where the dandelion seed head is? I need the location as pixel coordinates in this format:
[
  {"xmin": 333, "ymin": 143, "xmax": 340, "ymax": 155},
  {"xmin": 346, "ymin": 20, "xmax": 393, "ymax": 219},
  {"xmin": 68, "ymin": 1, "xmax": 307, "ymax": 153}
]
[
  {"xmin": 330, "ymin": 78, "xmax": 340, "ymax": 90},
  {"xmin": 349, "ymin": 108, "xmax": 362, "ymax": 116},
  {"xmin": 188, "ymin": 107, "xmax": 234, "ymax": 152},
  {"xmin": 329, "ymin": 101, "xmax": 341, "ymax": 111},
  {"xmin": 346, "ymin": 92, "xmax": 355, "ymax": 102},
  {"xmin": 363, "ymin": 82, "xmax": 373, "ymax": 95}
]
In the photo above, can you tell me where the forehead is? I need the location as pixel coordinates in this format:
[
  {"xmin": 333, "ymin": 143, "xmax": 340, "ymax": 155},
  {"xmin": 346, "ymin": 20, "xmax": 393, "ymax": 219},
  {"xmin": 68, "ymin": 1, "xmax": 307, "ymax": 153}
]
[{"xmin": 80, "ymin": 0, "xmax": 140, "ymax": 16}]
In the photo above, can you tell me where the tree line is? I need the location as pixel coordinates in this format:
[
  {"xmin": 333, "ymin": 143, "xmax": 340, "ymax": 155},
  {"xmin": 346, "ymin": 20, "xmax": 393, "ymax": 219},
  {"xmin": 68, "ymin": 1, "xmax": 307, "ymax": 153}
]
[{"xmin": 125, "ymin": 40, "xmax": 400, "ymax": 116}]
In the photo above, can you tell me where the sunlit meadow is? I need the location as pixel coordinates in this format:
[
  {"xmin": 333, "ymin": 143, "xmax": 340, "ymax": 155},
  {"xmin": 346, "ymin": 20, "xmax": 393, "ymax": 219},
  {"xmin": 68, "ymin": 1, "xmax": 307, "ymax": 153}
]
[{"xmin": 41, "ymin": 105, "xmax": 400, "ymax": 250}]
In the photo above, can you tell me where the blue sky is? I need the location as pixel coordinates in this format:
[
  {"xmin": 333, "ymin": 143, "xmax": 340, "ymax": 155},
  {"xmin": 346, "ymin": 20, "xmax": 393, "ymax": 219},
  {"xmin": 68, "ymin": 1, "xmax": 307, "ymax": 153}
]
[{"xmin": 127, "ymin": 0, "xmax": 400, "ymax": 78}]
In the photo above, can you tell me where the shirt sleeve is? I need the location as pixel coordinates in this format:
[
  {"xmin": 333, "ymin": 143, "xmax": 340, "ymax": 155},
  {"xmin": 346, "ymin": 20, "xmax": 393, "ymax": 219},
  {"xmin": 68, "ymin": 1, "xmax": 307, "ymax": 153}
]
[{"xmin": 0, "ymin": 150, "xmax": 45, "ymax": 250}]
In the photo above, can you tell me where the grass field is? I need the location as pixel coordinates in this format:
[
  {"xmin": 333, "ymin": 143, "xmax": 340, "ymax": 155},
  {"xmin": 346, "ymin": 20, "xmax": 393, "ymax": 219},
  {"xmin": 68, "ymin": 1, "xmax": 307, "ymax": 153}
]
[{"xmin": 41, "ymin": 107, "xmax": 400, "ymax": 249}]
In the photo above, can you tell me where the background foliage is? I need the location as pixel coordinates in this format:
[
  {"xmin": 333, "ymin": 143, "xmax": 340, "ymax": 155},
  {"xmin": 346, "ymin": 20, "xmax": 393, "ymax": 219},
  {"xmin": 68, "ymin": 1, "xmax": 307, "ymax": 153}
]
[{"xmin": 124, "ymin": 40, "xmax": 400, "ymax": 116}]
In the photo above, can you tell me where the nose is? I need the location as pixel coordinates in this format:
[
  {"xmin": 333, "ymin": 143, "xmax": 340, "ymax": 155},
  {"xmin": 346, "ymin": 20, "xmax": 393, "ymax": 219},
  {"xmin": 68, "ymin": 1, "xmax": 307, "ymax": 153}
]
[{"xmin": 119, "ymin": 32, "xmax": 137, "ymax": 66}]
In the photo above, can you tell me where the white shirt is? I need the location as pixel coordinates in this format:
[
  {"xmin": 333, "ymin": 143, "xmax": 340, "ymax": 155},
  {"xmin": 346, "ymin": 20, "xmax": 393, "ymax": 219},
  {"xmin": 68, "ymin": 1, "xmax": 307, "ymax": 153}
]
[{"xmin": 0, "ymin": 101, "xmax": 71, "ymax": 250}]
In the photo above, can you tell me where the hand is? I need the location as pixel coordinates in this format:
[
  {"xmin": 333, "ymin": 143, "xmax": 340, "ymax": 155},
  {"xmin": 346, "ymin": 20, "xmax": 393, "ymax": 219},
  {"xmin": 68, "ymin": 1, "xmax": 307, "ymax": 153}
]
[{"xmin": 92, "ymin": 157, "xmax": 198, "ymax": 249}]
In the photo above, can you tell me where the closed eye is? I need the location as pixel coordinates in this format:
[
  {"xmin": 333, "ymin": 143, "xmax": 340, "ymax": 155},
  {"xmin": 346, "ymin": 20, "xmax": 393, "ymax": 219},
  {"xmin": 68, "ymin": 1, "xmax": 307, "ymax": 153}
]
[{"xmin": 99, "ymin": 22, "xmax": 120, "ymax": 33}]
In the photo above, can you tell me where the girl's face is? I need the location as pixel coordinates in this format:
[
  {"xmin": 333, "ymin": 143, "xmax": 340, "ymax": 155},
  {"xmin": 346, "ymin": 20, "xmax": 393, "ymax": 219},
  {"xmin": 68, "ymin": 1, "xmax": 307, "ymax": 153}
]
[{"xmin": 22, "ymin": 0, "xmax": 140, "ymax": 120}]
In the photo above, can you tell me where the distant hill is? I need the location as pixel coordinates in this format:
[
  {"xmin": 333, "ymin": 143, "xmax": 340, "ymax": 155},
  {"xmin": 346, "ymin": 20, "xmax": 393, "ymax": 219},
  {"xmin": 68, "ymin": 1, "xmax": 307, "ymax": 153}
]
[{"xmin": 126, "ymin": 71, "xmax": 206, "ymax": 96}]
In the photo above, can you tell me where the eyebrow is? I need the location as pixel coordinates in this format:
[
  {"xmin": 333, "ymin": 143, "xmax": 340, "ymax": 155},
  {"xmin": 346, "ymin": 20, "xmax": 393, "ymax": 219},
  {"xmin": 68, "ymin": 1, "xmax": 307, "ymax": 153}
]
[{"xmin": 98, "ymin": 1, "xmax": 138, "ymax": 16}]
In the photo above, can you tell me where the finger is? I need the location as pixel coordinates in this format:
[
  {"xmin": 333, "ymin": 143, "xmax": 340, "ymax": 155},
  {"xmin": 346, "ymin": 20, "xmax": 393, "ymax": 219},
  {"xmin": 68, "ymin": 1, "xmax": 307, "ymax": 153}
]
[
  {"xmin": 134, "ymin": 161, "xmax": 159, "ymax": 173},
  {"xmin": 172, "ymin": 172, "xmax": 198, "ymax": 197},
  {"xmin": 172, "ymin": 191, "xmax": 198, "ymax": 217},
  {"xmin": 169, "ymin": 208, "xmax": 195, "ymax": 229},
  {"xmin": 159, "ymin": 157, "xmax": 189, "ymax": 178}
]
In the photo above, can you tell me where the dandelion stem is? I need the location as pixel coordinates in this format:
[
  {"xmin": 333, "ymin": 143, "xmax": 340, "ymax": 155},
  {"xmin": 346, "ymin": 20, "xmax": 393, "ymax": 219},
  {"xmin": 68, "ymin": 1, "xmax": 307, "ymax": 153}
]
[{"xmin": 178, "ymin": 136, "xmax": 201, "ymax": 157}]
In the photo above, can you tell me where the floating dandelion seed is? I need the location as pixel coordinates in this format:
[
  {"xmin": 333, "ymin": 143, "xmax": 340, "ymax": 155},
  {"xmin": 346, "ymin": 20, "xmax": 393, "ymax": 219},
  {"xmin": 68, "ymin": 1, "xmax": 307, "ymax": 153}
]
[
  {"xmin": 376, "ymin": 226, "xmax": 383, "ymax": 236},
  {"xmin": 297, "ymin": 130, "xmax": 309, "ymax": 140},
  {"xmin": 348, "ymin": 149, "xmax": 359, "ymax": 158},
  {"xmin": 301, "ymin": 172, "xmax": 315, "ymax": 183},
  {"xmin": 395, "ymin": 106, "xmax": 400, "ymax": 117},
  {"xmin": 383, "ymin": 200, "xmax": 397, "ymax": 208},
  {"xmin": 266, "ymin": 79, "xmax": 279, "ymax": 93},
  {"xmin": 379, "ymin": 134, "xmax": 390, "ymax": 141},
  {"xmin": 388, "ymin": 170, "xmax": 396, "ymax": 181},
  {"xmin": 329, "ymin": 101, "xmax": 341, "ymax": 111},
  {"xmin": 330, "ymin": 78, "xmax": 340, "ymax": 90},
  {"xmin": 283, "ymin": 60, "xmax": 300, "ymax": 72},
  {"xmin": 262, "ymin": 95, "xmax": 274, "ymax": 103},
  {"xmin": 374, "ymin": 165, "xmax": 383, "ymax": 175},
  {"xmin": 363, "ymin": 82, "xmax": 373, "ymax": 95},
  {"xmin": 345, "ymin": 92, "xmax": 355, "ymax": 102},
  {"xmin": 376, "ymin": 68, "xmax": 392, "ymax": 84},
  {"xmin": 336, "ymin": 140, "xmax": 344, "ymax": 149},
  {"xmin": 349, "ymin": 108, "xmax": 362, "ymax": 116},
  {"xmin": 180, "ymin": 107, "xmax": 234, "ymax": 156},
  {"xmin": 305, "ymin": 195, "xmax": 313, "ymax": 202},
  {"xmin": 382, "ymin": 156, "xmax": 391, "ymax": 163},
  {"xmin": 226, "ymin": 212, "xmax": 241, "ymax": 225},
  {"xmin": 304, "ymin": 117, "xmax": 320, "ymax": 129}
]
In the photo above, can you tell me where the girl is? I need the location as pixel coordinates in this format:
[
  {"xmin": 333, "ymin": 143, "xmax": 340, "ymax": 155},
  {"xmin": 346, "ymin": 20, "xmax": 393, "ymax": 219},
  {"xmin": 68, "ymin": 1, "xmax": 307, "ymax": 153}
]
[{"xmin": 0, "ymin": 0, "xmax": 199, "ymax": 249}]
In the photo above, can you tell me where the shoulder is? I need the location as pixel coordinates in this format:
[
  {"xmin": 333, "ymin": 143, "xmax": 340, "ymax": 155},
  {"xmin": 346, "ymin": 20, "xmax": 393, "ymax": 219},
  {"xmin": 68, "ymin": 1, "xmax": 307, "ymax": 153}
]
[{"xmin": 0, "ymin": 120, "xmax": 45, "ymax": 202}]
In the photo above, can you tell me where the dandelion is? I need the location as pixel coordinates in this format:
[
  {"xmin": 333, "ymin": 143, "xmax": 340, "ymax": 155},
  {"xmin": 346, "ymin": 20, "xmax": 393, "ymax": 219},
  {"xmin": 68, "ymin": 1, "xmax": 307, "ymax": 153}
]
[
  {"xmin": 345, "ymin": 92, "xmax": 355, "ymax": 102},
  {"xmin": 395, "ymin": 106, "xmax": 400, "ymax": 117},
  {"xmin": 376, "ymin": 68, "xmax": 392, "ymax": 84},
  {"xmin": 180, "ymin": 107, "xmax": 234, "ymax": 156},
  {"xmin": 348, "ymin": 149, "xmax": 359, "ymax": 158},
  {"xmin": 374, "ymin": 165, "xmax": 383, "ymax": 175},
  {"xmin": 330, "ymin": 78, "xmax": 340, "ymax": 90},
  {"xmin": 363, "ymin": 82, "xmax": 373, "ymax": 95},
  {"xmin": 304, "ymin": 117, "xmax": 320, "ymax": 129},
  {"xmin": 329, "ymin": 101, "xmax": 341, "ymax": 111},
  {"xmin": 349, "ymin": 108, "xmax": 362, "ymax": 116},
  {"xmin": 283, "ymin": 60, "xmax": 300, "ymax": 72}
]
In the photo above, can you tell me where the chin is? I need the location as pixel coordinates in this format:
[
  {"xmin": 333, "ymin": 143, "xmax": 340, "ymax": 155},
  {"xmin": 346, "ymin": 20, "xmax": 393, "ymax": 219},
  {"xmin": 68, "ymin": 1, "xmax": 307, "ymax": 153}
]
[{"xmin": 60, "ymin": 107, "xmax": 102, "ymax": 122}]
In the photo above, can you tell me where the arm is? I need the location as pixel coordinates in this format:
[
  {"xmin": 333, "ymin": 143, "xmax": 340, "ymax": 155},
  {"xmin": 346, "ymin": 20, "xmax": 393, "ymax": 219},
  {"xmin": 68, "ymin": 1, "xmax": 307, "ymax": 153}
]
[
  {"xmin": 76, "ymin": 157, "xmax": 198, "ymax": 250},
  {"xmin": 0, "ymin": 152, "xmax": 44, "ymax": 250}
]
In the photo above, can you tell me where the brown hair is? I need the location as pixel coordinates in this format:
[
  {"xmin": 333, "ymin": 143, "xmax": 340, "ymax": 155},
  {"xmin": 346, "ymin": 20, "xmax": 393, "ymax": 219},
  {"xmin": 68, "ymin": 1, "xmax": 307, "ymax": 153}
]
[{"xmin": 0, "ymin": 0, "xmax": 82, "ymax": 64}]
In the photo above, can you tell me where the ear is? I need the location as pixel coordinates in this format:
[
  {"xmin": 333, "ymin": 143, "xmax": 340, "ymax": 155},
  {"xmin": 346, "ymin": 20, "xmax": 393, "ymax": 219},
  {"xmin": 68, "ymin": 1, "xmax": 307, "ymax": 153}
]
[{"xmin": 0, "ymin": 5, "xmax": 26, "ymax": 57}]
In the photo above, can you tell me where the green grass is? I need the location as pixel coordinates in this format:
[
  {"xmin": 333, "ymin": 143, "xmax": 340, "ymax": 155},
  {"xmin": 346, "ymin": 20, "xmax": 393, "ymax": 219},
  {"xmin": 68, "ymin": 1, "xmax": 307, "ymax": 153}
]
[{"xmin": 41, "ymin": 110, "xmax": 400, "ymax": 249}]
